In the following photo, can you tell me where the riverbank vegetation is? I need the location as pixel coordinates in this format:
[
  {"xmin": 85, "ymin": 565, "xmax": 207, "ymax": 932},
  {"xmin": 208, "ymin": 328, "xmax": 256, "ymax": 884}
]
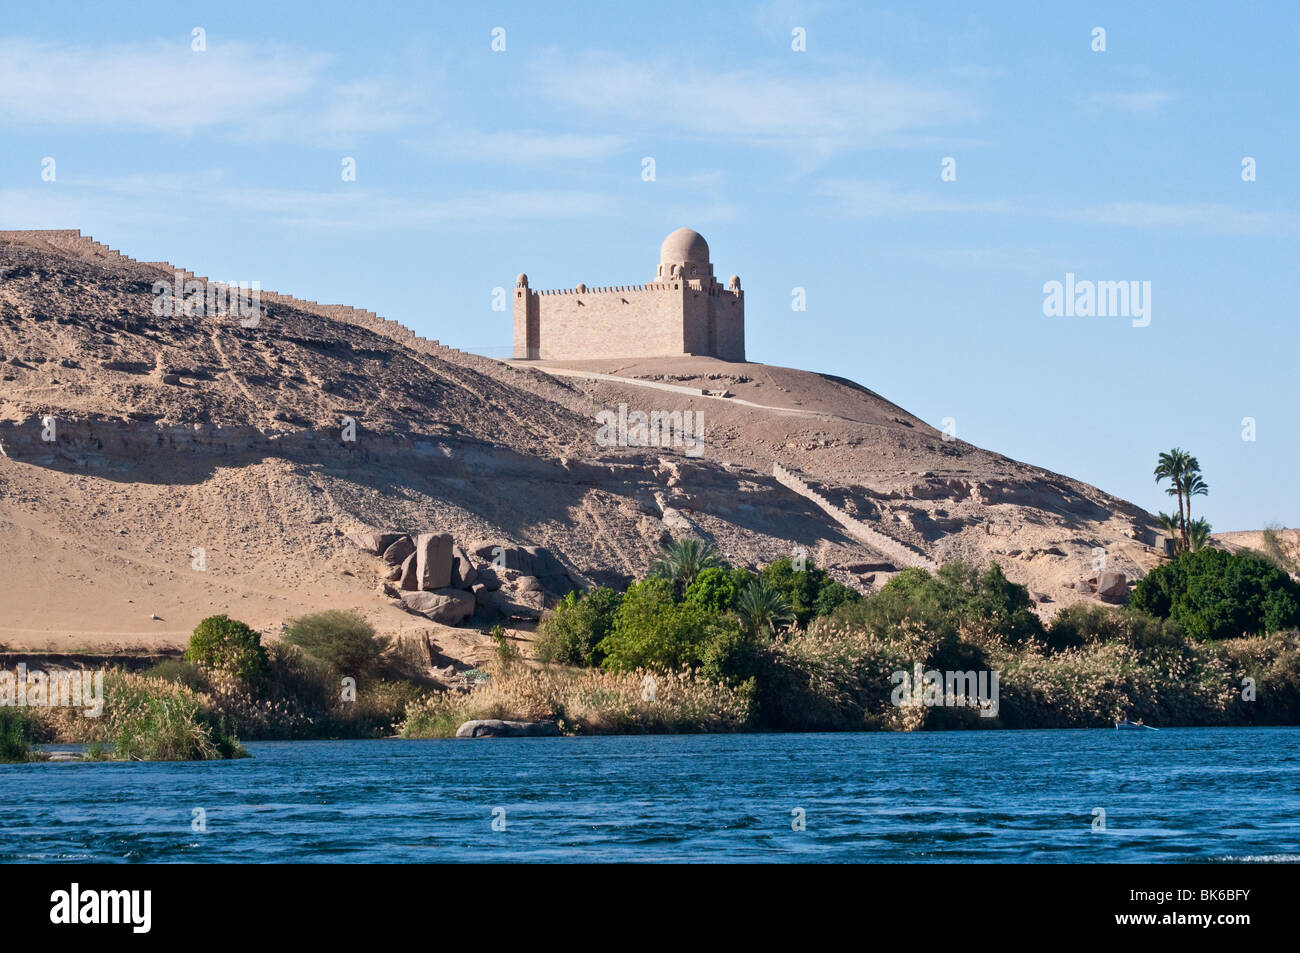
[
  {"xmin": 402, "ymin": 541, "xmax": 1300, "ymax": 735},
  {"xmin": 8, "ymin": 536, "xmax": 1300, "ymax": 756}
]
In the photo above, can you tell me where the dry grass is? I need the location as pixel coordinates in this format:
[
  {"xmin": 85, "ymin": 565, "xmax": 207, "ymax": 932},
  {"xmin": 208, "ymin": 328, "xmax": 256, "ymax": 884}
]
[{"xmin": 400, "ymin": 664, "xmax": 754, "ymax": 737}]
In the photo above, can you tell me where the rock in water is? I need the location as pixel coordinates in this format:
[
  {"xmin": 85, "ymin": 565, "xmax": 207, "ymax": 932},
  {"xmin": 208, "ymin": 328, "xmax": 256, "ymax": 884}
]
[
  {"xmin": 455, "ymin": 719, "xmax": 560, "ymax": 738},
  {"xmin": 415, "ymin": 533, "xmax": 454, "ymax": 590}
]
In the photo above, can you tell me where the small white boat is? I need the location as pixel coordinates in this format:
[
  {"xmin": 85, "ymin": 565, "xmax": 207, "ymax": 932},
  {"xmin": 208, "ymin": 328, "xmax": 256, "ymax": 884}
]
[{"xmin": 1115, "ymin": 720, "xmax": 1159, "ymax": 731}]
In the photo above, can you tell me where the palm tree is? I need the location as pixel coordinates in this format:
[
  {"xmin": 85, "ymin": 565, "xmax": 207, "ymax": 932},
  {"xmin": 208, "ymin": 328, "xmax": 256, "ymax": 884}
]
[
  {"xmin": 1181, "ymin": 471, "xmax": 1209, "ymax": 530},
  {"xmin": 1187, "ymin": 518, "xmax": 1213, "ymax": 552},
  {"xmin": 649, "ymin": 537, "xmax": 723, "ymax": 591},
  {"xmin": 736, "ymin": 578, "xmax": 795, "ymax": 637},
  {"xmin": 1154, "ymin": 449, "xmax": 1197, "ymax": 550},
  {"xmin": 1156, "ymin": 511, "xmax": 1183, "ymax": 553}
]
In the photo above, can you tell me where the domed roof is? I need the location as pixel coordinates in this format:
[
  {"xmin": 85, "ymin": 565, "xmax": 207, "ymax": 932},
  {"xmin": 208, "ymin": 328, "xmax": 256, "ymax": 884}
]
[{"xmin": 660, "ymin": 228, "xmax": 709, "ymax": 264}]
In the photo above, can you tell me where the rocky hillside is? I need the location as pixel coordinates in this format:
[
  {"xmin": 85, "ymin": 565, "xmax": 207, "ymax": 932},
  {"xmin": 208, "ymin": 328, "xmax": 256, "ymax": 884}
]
[{"xmin": 0, "ymin": 230, "xmax": 1163, "ymax": 663}]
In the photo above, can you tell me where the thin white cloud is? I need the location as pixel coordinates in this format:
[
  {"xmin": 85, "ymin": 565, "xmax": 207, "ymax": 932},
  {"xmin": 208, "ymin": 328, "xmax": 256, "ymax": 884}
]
[
  {"xmin": 817, "ymin": 179, "xmax": 1012, "ymax": 216},
  {"xmin": 816, "ymin": 179, "xmax": 1296, "ymax": 236},
  {"xmin": 1075, "ymin": 200, "xmax": 1295, "ymax": 236},
  {"xmin": 528, "ymin": 52, "xmax": 983, "ymax": 155},
  {"xmin": 0, "ymin": 173, "xmax": 619, "ymax": 232},
  {"xmin": 423, "ymin": 127, "xmax": 629, "ymax": 163},
  {"xmin": 0, "ymin": 38, "xmax": 423, "ymax": 145},
  {"xmin": 1082, "ymin": 90, "xmax": 1174, "ymax": 115}
]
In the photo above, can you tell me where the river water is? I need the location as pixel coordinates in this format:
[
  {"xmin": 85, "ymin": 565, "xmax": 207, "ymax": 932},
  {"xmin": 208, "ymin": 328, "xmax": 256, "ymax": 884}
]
[{"xmin": 2, "ymin": 728, "xmax": 1297, "ymax": 862}]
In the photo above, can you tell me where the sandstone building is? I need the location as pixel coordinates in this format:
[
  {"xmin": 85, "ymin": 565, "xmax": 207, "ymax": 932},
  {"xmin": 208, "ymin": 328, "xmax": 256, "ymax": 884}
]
[{"xmin": 513, "ymin": 228, "xmax": 744, "ymax": 362}]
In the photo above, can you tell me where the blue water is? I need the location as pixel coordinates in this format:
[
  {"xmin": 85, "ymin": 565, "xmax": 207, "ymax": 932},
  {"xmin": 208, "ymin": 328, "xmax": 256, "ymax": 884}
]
[{"xmin": 2, "ymin": 728, "xmax": 1298, "ymax": 862}]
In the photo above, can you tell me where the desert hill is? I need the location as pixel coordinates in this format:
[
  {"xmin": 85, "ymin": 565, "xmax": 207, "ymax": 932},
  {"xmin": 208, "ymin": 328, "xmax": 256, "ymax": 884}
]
[{"xmin": 0, "ymin": 230, "xmax": 1163, "ymax": 665}]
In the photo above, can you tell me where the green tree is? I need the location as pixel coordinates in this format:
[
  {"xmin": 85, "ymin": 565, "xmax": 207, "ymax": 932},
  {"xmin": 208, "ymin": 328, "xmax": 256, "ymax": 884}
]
[
  {"xmin": 534, "ymin": 587, "xmax": 623, "ymax": 667},
  {"xmin": 1154, "ymin": 449, "xmax": 1208, "ymax": 552},
  {"xmin": 1130, "ymin": 548, "xmax": 1300, "ymax": 640},
  {"xmin": 649, "ymin": 537, "xmax": 725, "ymax": 592},
  {"xmin": 683, "ymin": 566, "xmax": 755, "ymax": 614},
  {"xmin": 736, "ymin": 577, "xmax": 795, "ymax": 637},
  {"xmin": 597, "ymin": 577, "xmax": 727, "ymax": 671},
  {"xmin": 1187, "ymin": 517, "xmax": 1213, "ymax": 552},
  {"xmin": 184, "ymin": 615, "xmax": 270, "ymax": 686}
]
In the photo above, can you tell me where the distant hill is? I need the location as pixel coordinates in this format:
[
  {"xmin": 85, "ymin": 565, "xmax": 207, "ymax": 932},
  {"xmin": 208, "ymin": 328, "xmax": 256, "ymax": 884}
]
[{"xmin": 0, "ymin": 230, "xmax": 1160, "ymax": 663}]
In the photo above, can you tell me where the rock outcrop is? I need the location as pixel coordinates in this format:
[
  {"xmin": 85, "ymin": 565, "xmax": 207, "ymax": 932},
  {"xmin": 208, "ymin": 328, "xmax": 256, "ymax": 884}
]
[{"xmin": 455, "ymin": 719, "xmax": 560, "ymax": 738}]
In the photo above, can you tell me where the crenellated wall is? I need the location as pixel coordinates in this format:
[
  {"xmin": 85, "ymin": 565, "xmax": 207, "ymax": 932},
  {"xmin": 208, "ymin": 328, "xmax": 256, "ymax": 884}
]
[
  {"xmin": 0, "ymin": 230, "xmax": 510, "ymax": 377},
  {"xmin": 513, "ymin": 279, "xmax": 745, "ymax": 361}
]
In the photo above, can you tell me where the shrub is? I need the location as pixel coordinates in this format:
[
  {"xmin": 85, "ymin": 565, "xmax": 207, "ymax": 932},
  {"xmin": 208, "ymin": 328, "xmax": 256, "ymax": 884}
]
[
  {"xmin": 757, "ymin": 557, "xmax": 862, "ymax": 626},
  {"xmin": 1131, "ymin": 548, "xmax": 1300, "ymax": 640},
  {"xmin": 1, "ymin": 708, "xmax": 39, "ymax": 763},
  {"xmin": 144, "ymin": 658, "xmax": 208, "ymax": 691},
  {"xmin": 46, "ymin": 672, "xmax": 247, "ymax": 760},
  {"xmin": 597, "ymin": 578, "xmax": 730, "ymax": 672},
  {"xmin": 699, "ymin": 625, "xmax": 760, "ymax": 688},
  {"xmin": 184, "ymin": 615, "xmax": 270, "ymax": 686},
  {"xmin": 282, "ymin": 609, "xmax": 389, "ymax": 679},
  {"xmin": 829, "ymin": 562, "xmax": 1042, "ymax": 652},
  {"xmin": 534, "ymin": 587, "xmax": 623, "ymax": 667},
  {"xmin": 682, "ymin": 567, "xmax": 754, "ymax": 614},
  {"xmin": 1044, "ymin": 604, "xmax": 1183, "ymax": 653}
]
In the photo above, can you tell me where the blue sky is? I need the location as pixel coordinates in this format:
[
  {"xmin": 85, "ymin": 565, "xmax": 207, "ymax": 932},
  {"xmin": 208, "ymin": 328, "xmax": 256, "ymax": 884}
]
[{"xmin": 1, "ymin": 1, "xmax": 1295, "ymax": 530}]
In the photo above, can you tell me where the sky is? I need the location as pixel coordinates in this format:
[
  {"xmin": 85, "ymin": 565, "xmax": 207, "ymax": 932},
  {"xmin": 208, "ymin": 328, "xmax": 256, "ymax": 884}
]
[{"xmin": 1, "ymin": 1, "xmax": 1295, "ymax": 531}]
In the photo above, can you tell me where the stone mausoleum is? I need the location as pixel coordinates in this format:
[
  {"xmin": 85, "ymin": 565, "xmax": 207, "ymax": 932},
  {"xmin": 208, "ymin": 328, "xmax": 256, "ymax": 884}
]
[{"xmin": 513, "ymin": 228, "xmax": 744, "ymax": 362}]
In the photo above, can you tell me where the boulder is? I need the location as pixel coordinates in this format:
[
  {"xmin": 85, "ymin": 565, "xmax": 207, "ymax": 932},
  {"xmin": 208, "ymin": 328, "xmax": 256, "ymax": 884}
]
[
  {"xmin": 450, "ymin": 544, "xmax": 477, "ymax": 590},
  {"xmin": 399, "ymin": 588, "xmax": 475, "ymax": 625},
  {"xmin": 476, "ymin": 588, "xmax": 544, "ymax": 621},
  {"xmin": 345, "ymin": 529, "xmax": 405, "ymax": 556},
  {"xmin": 399, "ymin": 553, "xmax": 419, "ymax": 591},
  {"xmin": 383, "ymin": 564, "xmax": 402, "ymax": 582},
  {"xmin": 1097, "ymin": 571, "xmax": 1128, "ymax": 602},
  {"xmin": 476, "ymin": 566, "xmax": 503, "ymax": 591},
  {"xmin": 381, "ymin": 535, "xmax": 415, "ymax": 567},
  {"xmin": 516, "ymin": 575, "xmax": 542, "ymax": 593},
  {"xmin": 469, "ymin": 542, "xmax": 564, "ymax": 578},
  {"xmin": 415, "ymin": 533, "xmax": 454, "ymax": 590},
  {"xmin": 455, "ymin": 719, "xmax": 560, "ymax": 738}
]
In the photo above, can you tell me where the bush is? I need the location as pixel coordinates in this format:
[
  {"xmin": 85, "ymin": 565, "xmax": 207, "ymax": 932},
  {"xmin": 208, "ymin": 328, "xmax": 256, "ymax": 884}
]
[
  {"xmin": 184, "ymin": 615, "xmax": 270, "ymax": 686},
  {"xmin": 282, "ymin": 610, "xmax": 389, "ymax": 678},
  {"xmin": 760, "ymin": 558, "xmax": 860, "ymax": 627},
  {"xmin": 829, "ymin": 562, "xmax": 1042, "ymax": 653},
  {"xmin": 1, "ymin": 708, "xmax": 39, "ymax": 763},
  {"xmin": 699, "ymin": 625, "xmax": 760, "ymax": 688},
  {"xmin": 598, "ymin": 578, "xmax": 732, "ymax": 672},
  {"xmin": 144, "ymin": 658, "xmax": 209, "ymax": 691},
  {"xmin": 1131, "ymin": 548, "xmax": 1300, "ymax": 640},
  {"xmin": 682, "ymin": 567, "xmax": 755, "ymax": 614},
  {"xmin": 534, "ymin": 587, "xmax": 623, "ymax": 667},
  {"xmin": 1045, "ymin": 604, "xmax": 1183, "ymax": 653},
  {"xmin": 45, "ymin": 672, "xmax": 247, "ymax": 760}
]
